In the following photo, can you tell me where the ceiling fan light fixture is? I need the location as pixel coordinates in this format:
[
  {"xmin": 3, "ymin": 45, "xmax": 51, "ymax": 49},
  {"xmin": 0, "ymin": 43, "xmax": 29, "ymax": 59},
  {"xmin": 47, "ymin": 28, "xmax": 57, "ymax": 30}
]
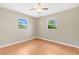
[
  {"xmin": 31, "ymin": 3, "xmax": 48, "ymax": 13},
  {"xmin": 36, "ymin": 8, "xmax": 42, "ymax": 13}
]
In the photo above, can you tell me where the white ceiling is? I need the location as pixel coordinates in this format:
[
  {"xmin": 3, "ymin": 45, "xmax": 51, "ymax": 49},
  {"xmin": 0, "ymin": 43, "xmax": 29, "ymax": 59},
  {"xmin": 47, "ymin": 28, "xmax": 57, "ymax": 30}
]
[{"xmin": 0, "ymin": 3, "xmax": 79, "ymax": 18}]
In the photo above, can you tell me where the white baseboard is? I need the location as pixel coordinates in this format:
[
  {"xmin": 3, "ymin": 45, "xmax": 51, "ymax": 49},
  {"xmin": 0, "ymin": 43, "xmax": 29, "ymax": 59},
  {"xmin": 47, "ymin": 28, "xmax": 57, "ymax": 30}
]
[
  {"xmin": 0, "ymin": 37, "xmax": 79, "ymax": 49},
  {"xmin": 0, "ymin": 37, "xmax": 37, "ymax": 48},
  {"xmin": 38, "ymin": 37, "xmax": 79, "ymax": 48}
]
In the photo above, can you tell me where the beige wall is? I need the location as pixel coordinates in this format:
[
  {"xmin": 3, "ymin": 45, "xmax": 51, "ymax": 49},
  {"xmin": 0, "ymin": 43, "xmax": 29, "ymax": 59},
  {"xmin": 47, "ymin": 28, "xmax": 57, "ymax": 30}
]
[
  {"xmin": 38, "ymin": 7, "xmax": 79, "ymax": 47},
  {"xmin": 0, "ymin": 8, "xmax": 37, "ymax": 46},
  {"xmin": 0, "ymin": 7, "xmax": 79, "ymax": 47}
]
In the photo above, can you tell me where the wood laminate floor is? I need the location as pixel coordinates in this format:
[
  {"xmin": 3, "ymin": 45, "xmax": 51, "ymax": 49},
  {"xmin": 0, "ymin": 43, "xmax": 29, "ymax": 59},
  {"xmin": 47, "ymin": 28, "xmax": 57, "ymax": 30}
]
[{"xmin": 0, "ymin": 38, "xmax": 79, "ymax": 55}]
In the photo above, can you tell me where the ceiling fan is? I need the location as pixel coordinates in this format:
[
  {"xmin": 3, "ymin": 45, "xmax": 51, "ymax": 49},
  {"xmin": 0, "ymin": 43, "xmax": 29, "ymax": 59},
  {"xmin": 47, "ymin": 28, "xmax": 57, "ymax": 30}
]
[{"xmin": 30, "ymin": 3, "xmax": 48, "ymax": 13}]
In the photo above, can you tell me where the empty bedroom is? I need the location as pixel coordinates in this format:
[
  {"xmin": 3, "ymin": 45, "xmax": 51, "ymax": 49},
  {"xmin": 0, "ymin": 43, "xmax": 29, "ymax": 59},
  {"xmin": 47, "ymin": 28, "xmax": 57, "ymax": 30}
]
[{"xmin": 0, "ymin": 3, "xmax": 79, "ymax": 55}]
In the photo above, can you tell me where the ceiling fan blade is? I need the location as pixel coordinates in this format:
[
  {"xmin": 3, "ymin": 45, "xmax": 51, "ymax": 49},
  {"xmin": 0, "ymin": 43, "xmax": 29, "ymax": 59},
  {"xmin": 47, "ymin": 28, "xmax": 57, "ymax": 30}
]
[
  {"xmin": 30, "ymin": 8, "xmax": 35, "ymax": 10},
  {"xmin": 42, "ymin": 8, "xmax": 48, "ymax": 10}
]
